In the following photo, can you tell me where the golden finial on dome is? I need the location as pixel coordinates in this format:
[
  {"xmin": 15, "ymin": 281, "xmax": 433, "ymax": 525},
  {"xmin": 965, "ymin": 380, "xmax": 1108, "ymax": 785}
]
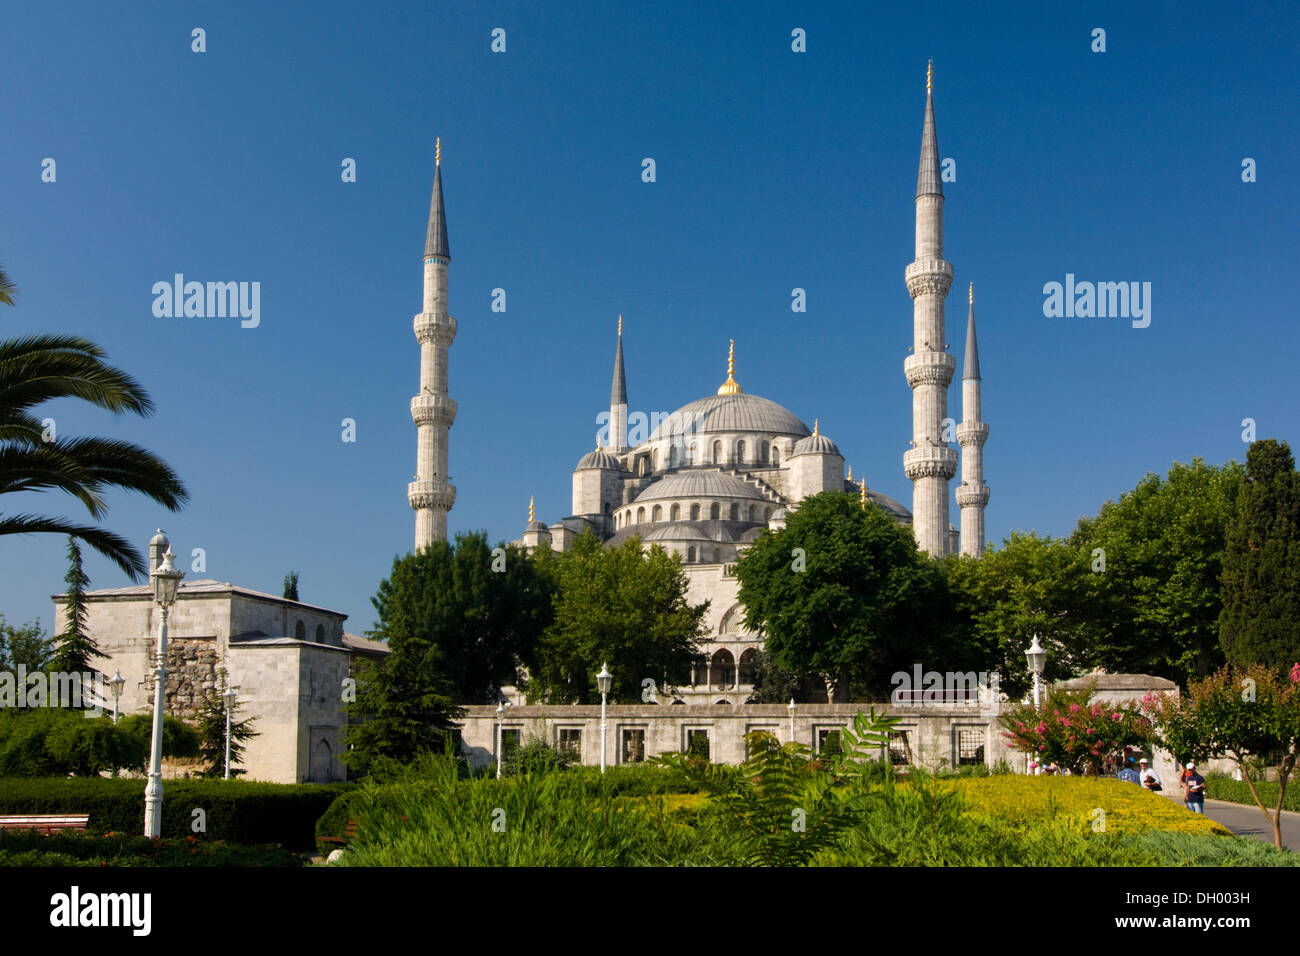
[
  {"xmin": 528, "ymin": 495, "xmax": 535, "ymax": 523},
  {"xmin": 717, "ymin": 339, "xmax": 743, "ymax": 395},
  {"xmin": 927, "ymin": 59, "xmax": 933, "ymax": 94},
  {"xmin": 813, "ymin": 418, "xmax": 820, "ymax": 436},
  {"xmin": 436, "ymin": 137, "xmax": 441, "ymax": 167},
  {"xmin": 847, "ymin": 464, "xmax": 853, "ymax": 482},
  {"xmin": 860, "ymin": 480, "xmax": 867, "ymax": 509},
  {"xmin": 969, "ymin": 281, "xmax": 974, "ymax": 304}
]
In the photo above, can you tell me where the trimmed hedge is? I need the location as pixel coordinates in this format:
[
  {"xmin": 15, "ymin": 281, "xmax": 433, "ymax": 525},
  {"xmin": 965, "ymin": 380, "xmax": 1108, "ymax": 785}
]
[
  {"xmin": 1205, "ymin": 773, "xmax": 1300, "ymax": 813},
  {"xmin": 0, "ymin": 778, "xmax": 350, "ymax": 851}
]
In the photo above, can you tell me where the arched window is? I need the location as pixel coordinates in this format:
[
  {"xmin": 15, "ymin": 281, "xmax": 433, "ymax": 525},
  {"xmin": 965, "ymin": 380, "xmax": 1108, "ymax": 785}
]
[
  {"xmin": 736, "ymin": 440, "xmax": 746, "ymax": 463},
  {"xmin": 637, "ymin": 506, "xmax": 645, "ymax": 523},
  {"xmin": 651, "ymin": 450, "xmax": 658, "ymax": 471},
  {"xmin": 687, "ymin": 546, "xmax": 696, "ymax": 563},
  {"xmin": 761, "ymin": 440, "xmax": 770, "ymax": 462},
  {"xmin": 315, "ymin": 623, "xmax": 325, "ymax": 643},
  {"xmin": 638, "ymin": 457, "xmax": 648, "ymax": 476},
  {"xmin": 625, "ymin": 509, "xmax": 632, "ymax": 525},
  {"xmin": 669, "ymin": 445, "xmax": 679, "ymax": 468},
  {"xmin": 670, "ymin": 504, "xmax": 680, "ymax": 521},
  {"xmin": 294, "ymin": 620, "xmax": 305, "ymax": 641},
  {"xmin": 690, "ymin": 503, "xmax": 700, "ymax": 521},
  {"xmin": 712, "ymin": 440, "xmax": 721, "ymax": 464},
  {"xmin": 711, "ymin": 648, "xmax": 736, "ymax": 689},
  {"xmin": 710, "ymin": 502, "xmax": 720, "ymax": 520},
  {"xmin": 729, "ymin": 503, "xmax": 739, "ymax": 521},
  {"xmin": 688, "ymin": 442, "xmax": 698, "ymax": 465},
  {"xmin": 652, "ymin": 505, "xmax": 662, "ymax": 522},
  {"xmin": 748, "ymin": 504, "xmax": 757, "ymax": 521},
  {"xmin": 772, "ymin": 446, "xmax": 781, "ymax": 466},
  {"xmin": 738, "ymin": 648, "xmax": 757, "ymax": 684},
  {"xmin": 765, "ymin": 507, "xmax": 773, "ymax": 521}
]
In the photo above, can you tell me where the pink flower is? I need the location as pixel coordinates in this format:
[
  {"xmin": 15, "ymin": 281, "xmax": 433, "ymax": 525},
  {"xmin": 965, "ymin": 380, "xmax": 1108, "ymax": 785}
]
[
  {"xmin": 1069, "ymin": 703, "xmax": 1080, "ymax": 713},
  {"xmin": 1111, "ymin": 713, "xmax": 1122, "ymax": 721},
  {"xmin": 1061, "ymin": 718, "xmax": 1072, "ymax": 727},
  {"xmin": 1290, "ymin": 662, "xmax": 1300, "ymax": 684},
  {"xmin": 1085, "ymin": 728, "xmax": 1095, "ymax": 735}
]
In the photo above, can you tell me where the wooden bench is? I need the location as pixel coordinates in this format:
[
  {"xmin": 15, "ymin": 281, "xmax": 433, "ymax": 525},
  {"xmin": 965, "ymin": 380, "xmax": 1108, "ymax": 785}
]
[
  {"xmin": 0, "ymin": 814, "xmax": 90, "ymax": 833},
  {"xmin": 317, "ymin": 819, "xmax": 360, "ymax": 848}
]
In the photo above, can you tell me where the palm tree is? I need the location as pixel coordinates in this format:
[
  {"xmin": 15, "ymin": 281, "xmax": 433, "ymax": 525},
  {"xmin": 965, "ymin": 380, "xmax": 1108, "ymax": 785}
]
[{"xmin": 0, "ymin": 262, "xmax": 188, "ymax": 578}]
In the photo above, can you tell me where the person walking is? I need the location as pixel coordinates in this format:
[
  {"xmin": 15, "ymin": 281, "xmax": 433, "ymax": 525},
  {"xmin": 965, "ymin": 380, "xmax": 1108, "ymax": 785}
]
[
  {"xmin": 1183, "ymin": 763, "xmax": 1206, "ymax": 814},
  {"xmin": 1117, "ymin": 759, "xmax": 1141, "ymax": 784},
  {"xmin": 1138, "ymin": 758, "xmax": 1162, "ymax": 792}
]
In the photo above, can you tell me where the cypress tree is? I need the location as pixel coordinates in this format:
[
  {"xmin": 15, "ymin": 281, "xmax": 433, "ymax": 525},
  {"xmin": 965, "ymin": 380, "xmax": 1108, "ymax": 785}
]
[
  {"xmin": 1220, "ymin": 440, "xmax": 1300, "ymax": 671},
  {"xmin": 49, "ymin": 537, "xmax": 106, "ymax": 682}
]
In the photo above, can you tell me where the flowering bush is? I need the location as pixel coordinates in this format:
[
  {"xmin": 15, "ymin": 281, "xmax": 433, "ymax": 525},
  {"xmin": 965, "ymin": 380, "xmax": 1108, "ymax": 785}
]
[{"xmin": 999, "ymin": 684, "xmax": 1151, "ymax": 774}]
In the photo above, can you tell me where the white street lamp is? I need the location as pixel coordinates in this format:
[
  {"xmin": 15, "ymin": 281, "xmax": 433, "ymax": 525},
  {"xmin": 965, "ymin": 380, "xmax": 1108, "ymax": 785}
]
[
  {"xmin": 597, "ymin": 662, "xmax": 613, "ymax": 774},
  {"xmin": 495, "ymin": 700, "xmax": 505, "ymax": 779},
  {"xmin": 223, "ymin": 685, "xmax": 238, "ymax": 780},
  {"xmin": 107, "ymin": 669, "xmax": 125, "ymax": 725},
  {"xmin": 144, "ymin": 541, "xmax": 183, "ymax": 838},
  {"xmin": 788, "ymin": 698, "xmax": 796, "ymax": 745},
  {"xmin": 1025, "ymin": 634, "xmax": 1047, "ymax": 776}
]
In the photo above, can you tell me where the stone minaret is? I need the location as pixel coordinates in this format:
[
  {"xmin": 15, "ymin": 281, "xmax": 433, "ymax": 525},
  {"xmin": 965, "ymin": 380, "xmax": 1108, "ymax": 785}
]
[
  {"xmin": 903, "ymin": 61, "xmax": 957, "ymax": 556},
  {"xmin": 408, "ymin": 139, "xmax": 457, "ymax": 551},
  {"xmin": 609, "ymin": 316, "xmax": 628, "ymax": 452},
  {"xmin": 956, "ymin": 282, "xmax": 990, "ymax": 557}
]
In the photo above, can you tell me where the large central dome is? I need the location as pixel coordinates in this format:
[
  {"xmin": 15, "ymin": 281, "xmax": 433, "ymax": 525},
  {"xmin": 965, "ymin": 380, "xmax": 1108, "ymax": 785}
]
[{"xmin": 647, "ymin": 392, "xmax": 812, "ymax": 442}]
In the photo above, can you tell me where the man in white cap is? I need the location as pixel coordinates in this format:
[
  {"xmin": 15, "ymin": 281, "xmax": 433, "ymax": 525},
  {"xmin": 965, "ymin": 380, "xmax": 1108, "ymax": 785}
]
[
  {"xmin": 1138, "ymin": 758, "xmax": 1162, "ymax": 792},
  {"xmin": 1183, "ymin": 762, "xmax": 1206, "ymax": 813}
]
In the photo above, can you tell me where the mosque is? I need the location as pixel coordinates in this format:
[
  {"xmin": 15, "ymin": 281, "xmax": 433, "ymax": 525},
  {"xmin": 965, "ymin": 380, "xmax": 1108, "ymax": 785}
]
[{"xmin": 409, "ymin": 65, "xmax": 991, "ymax": 706}]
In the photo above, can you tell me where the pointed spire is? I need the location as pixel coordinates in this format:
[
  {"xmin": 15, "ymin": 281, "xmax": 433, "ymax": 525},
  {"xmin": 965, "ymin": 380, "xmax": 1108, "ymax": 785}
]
[
  {"xmin": 813, "ymin": 418, "xmax": 820, "ymax": 436},
  {"xmin": 529, "ymin": 495, "xmax": 535, "ymax": 523},
  {"xmin": 717, "ymin": 339, "xmax": 743, "ymax": 395},
  {"xmin": 847, "ymin": 464, "xmax": 853, "ymax": 482},
  {"xmin": 916, "ymin": 60, "xmax": 943, "ymax": 199},
  {"xmin": 860, "ymin": 479, "xmax": 868, "ymax": 509},
  {"xmin": 610, "ymin": 316, "xmax": 627, "ymax": 405},
  {"xmin": 964, "ymin": 282, "xmax": 981, "ymax": 380},
  {"xmin": 424, "ymin": 141, "xmax": 450, "ymax": 261}
]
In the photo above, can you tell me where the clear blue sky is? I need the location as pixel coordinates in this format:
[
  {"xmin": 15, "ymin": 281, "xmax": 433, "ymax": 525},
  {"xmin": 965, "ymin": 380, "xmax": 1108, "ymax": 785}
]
[{"xmin": 2, "ymin": 1, "xmax": 1297, "ymax": 637}]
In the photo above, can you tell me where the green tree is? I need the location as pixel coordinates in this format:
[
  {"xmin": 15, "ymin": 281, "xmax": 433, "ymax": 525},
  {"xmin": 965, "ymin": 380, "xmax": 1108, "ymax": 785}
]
[
  {"xmin": 0, "ymin": 615, "xmax": 54, "ymax": 672},
  {"xmin": 0, "ymin": 263, "xmax": 189, "ymax": 578},
  {"xmin": 998, "ymin": 683, "xmax": 1151, "ymax": 775},
  {"xmin": 283, "ymin": 570, "xmax": 299, "ymax": 602},
  {"xmin": 1071, "ymin": 458, "xmax": 1244, "ymax": 683},
  {"xmin": 734, "ymin": 492, "xmax": 961, "ymax": 701},
  {"xmin": 943, "ymin": 532, "xmax": 1091, "ymax": 699},
  {"xmin": 1142, "ymin": 663, "xmax": 1300, "ymax": 849},
  {"xmin": 744, "ymin": 648, "xmax": 826, "ymax": 704},
  {"xmin": 48, "ymin": 537, "xmax": 106, "ymax": 681},
  {"xmin": 527, "ymin": 532, "xmax": 707, "ymax": 704},
  {"xmin": 368, "ymin": 531, "xmax": 553, "ymax": 703},
  {"xmin": 195, "ymin": 671, "xmax": 259, "ymax": 777},
  {"xmin": 1219, "ymin": 440, "xmax": 1300, "ymax": 671}
]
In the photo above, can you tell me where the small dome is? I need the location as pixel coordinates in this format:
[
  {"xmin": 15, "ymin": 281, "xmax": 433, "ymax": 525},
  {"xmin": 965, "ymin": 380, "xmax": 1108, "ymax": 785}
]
[
  {"xmin": 634, "ymin": 470, "xmax": 767, "ymax": 503},
  {"xmin": 150, "ymin": 528, "xmax": 170, "ymax": 548},
  {"xmin": 524, "ymin": 520, "xmax": 550, "ymax": 534},
  {"xmin": 791, "ymin": 421, "xmax": 841, "ymax": 457},
  {"xmin": 576, "ymin": 448, "xmax": 622, "ymax": 470}
]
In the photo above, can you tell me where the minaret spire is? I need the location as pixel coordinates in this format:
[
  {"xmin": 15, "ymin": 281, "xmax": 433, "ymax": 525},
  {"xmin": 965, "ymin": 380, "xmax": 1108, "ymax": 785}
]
[
  {"xmin": 609, "ymin": 316, "xmax": 629, "ymax": 452},
  {"xmin": 903, "ymin": 63, "xmax": 957, "ymax": 556},
  {"xmin": 956, "ymin": 283, "xmax": 990, "ymax": 557},
  {"xmin": 717, "ymin": 339, "xmax": 743, "ymax": 395},
  {"xmin": 409, "ymin": 142, "xmax": 458, "ymax": 550}
]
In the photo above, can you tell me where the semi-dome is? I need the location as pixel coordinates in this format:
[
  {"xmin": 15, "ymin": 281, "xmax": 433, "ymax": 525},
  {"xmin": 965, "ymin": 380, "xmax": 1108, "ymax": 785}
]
[
  {"xmin": 575, "ymin": 447, "xmax": 622, "ymax": 470},
  {"xmin": 634, "ymin": 470, "xmax": 767, "ymax": 503},
  {"xmin": 646, "ymin": 392, "xmax": 812, "ymax": 442},
  {"xmin": 640, "ymin": 521, "xmax": 715, "ymax": 543}
]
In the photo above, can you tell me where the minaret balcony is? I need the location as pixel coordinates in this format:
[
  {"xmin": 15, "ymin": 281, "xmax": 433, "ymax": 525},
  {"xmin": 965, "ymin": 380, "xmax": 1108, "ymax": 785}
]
[
  {"xmin": 413, "ymin": 311, "xmax": 458, "ymax": 346},
  {"xmin": 955, "ymin": 421, "xmax": 989, "ymax": 445},
  {"xmin": 408, "ymin": 479, "xmax": 456, "ymax": 511},
  {"xmin": 955, "ymin": 483, "xmax": 991, "ymax": 508},
  {"xmin": 904, "ymin": 259, "xmax": 953, "ymax": 299},
  {"xmin": 903, "ymin": 446, "xmax": 958, "ymax": 480},
  {"xmin": 903, "ymin": 351, "xmax": 956, "ymax": 388},
  {"xmin": 411, "ymin": 393, "xmax": 457, "ymax": 427}
]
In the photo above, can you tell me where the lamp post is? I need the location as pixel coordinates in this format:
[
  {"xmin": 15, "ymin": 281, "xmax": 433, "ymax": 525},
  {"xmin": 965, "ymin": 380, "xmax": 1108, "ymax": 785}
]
[
  {"xmin": 597, "ymin": 662, "xmax": 612, "ymax": 774},
  {"xmin": 223, "ymin": 685, "xmax": 238, "ymax": 780},
  {"xmin": 788, "ymin": 698, "xmax": 796, "ymax": 745},
  {"xmin": 107, "ymin": 669, "xmax": 125, "ymax": 725},
  {"xmin": 144, "ymin": 543, "xmax": 183, "ymax": 838},
  {"xmin": 495, "ymin": 700, "xmax": 505, "ymax": 779},
  {"xmin": 1025, "ymin": 634, "xmax": 1047, "ymax": 776}
]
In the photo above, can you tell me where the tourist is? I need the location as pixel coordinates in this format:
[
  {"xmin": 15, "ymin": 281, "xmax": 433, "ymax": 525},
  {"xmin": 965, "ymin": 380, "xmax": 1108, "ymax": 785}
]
[
  {"xmin": 1138, "ymin": 758, "xmax": 1162, "ymax": 792},
  {"xmin": 1184, "ymin": 763, "xmax": 1206, "ymax": 814},
  {"xmin": 1117, "ymin": 759, "xmax": 1141, "ymax": 785}
]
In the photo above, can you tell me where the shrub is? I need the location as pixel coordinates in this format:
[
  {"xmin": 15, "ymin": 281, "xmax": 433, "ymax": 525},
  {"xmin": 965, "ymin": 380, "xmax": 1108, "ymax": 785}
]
[
  {"xmin": 0, "ymin": 709, "xmax": 198, "ymax": 777},
  {"xmin": 0, "ymin": 777, "xmax": 347, "ymax": 850},
  {"xmin": 1204, "ymin": 772, "xmax": 1300, "ymax": 813},
  {"xmin": 0, "ymin": 829, "xmax": 303, "ymax": 866}
]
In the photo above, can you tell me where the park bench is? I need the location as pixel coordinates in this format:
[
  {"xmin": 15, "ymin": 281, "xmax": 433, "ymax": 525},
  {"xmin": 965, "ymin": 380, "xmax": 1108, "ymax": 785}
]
[
  {"xmin": 0, "ymin": 814, "xmax": 90, "ymax": 833},
  {"xmin": 317, "ymin": 819, "xmax": 360, "ymax": 848}
]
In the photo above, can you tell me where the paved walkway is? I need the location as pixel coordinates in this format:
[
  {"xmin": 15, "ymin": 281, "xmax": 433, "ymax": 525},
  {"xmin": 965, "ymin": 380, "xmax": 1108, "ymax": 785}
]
[{"xmin": 1163, "ymin": 794, "xmax": 1300, "ymax": 851}]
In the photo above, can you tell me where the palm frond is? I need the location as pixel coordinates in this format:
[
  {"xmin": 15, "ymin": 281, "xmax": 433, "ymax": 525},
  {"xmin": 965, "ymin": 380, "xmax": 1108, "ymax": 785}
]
[
  {"xmin": 0, "ymin": 335, "xmax": 153, "ymax": 417},
  {"xmin": 0, "ymin": 513, "xmax": 145, "ymax": 579}
]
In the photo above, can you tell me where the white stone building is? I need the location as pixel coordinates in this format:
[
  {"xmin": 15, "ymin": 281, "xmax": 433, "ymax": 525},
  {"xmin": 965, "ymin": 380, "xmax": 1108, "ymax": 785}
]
[{"xmin": 51, "ymin": 533, "xmax": 385, "ymax": 784}]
